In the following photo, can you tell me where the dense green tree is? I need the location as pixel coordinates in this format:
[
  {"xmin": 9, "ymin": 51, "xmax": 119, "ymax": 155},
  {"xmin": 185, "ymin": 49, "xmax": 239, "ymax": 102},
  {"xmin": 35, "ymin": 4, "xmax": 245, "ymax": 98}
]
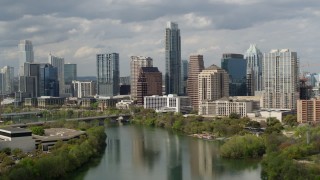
[
  {"xmin": 30, "ymin": 126, "xmax": 45, "ymax": 136},
  {"xmin": 283, "ymin": 114, "xmax": 298, "ymax": 127},
  {"xmin": 229, "ymin": 113, "xmax": 241, "ymax": 119}
]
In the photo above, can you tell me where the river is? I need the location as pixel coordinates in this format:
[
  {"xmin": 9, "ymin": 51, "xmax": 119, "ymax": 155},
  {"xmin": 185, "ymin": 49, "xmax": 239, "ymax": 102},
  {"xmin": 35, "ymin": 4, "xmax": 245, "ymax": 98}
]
[{"xmin": 69, "ymin": 125, "xmax": 261, "ymax": 180}]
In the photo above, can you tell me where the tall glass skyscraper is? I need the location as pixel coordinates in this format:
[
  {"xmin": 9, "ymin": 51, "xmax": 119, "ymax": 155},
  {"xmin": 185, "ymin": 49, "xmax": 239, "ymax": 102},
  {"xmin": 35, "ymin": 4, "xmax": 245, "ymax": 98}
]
[
  {"xmin": 39, "ymin": 64, "xmax": 59, "ymax": 97},
  {"xmin": 262, "ymin": 49, "xmax": 299, "ymax": 109},
  {"xmin": 64, "ymin": 63, "xmax": 77, "ymax": 85},
  {"xmin": 49, "ymin": 54, "xmax": 65, "ymax": 95},
  {"xmin": 245, "ymin": 44, "xmax": 263, "ymax": 94},
  {"xmin": 221, "ymin": 54, "xmax": 247, "ymax": 96},
  {"xmin": 18, "ymin": 40, "xmax": 34, "ymax": 76},
  {"xmin": 96, "ymin": 53, "xmax": 119, "ymax": 96},
  {"xmin": 165, "ymin": 22, "xmax": 181, "ymax": 95}
]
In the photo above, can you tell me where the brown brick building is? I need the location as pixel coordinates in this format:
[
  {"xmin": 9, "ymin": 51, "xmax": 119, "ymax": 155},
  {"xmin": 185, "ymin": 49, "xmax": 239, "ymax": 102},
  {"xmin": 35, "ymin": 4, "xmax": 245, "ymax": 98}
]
[
  {"xmin": 297, "ymin": 99, "xmax": 320, "ymax": 124},
  {"xmin": 137, "ymin": 67, "xmax": 162, "ymax": 105},
  {"xmin": 187, "ymin": 55, "xmax": 204, "ymax": 110}
]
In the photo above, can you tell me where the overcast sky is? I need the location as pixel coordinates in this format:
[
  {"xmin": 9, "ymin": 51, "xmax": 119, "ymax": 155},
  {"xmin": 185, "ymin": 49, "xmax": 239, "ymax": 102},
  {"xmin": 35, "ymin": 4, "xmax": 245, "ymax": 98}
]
[{"xmin": 0, "ymin": 0, "xmax": 320, "ymax": 76}]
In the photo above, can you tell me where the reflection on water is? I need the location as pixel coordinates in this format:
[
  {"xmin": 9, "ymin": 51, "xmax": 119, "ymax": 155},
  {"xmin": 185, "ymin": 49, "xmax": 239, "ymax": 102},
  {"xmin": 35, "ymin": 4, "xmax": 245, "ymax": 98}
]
[{"xmin": 72, "ymin": 125, "xmax": 261, "ymax": 180}]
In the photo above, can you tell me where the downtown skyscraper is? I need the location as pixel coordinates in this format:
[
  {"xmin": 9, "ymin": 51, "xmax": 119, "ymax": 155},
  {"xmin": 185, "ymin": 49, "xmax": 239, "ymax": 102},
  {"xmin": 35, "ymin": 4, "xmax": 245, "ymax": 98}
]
[
  {"xmin": 165, "ymin": 22, "xmax": 181, "ymax": 95},
  {"xmin": 130, "ymin": 56, "xmax": 153, "ymax": 100},
  {"xmin": 49, "ymin": 54, "xmax": 65, "ymax": 96},
  {"xmin": 187, "ymin": 55, "xmax": 204, "ymax": 110},
  {"xmin": 221, "ymin": 53, "xmax": 247, "ymax": 96},
  {"xmin": 18, "ymin": 40, "xmax": 34, "ymax": 76},
  {"xmin": 245, "ymin": 44, "xmax": 263, "ymax": 95},
  {"xmin": 96, "ymin": 53, "xmax": 120, "ymax": 97},
  {"xmin": 262, "ymin": 49, "xmax": 299, "ymax": 109}
]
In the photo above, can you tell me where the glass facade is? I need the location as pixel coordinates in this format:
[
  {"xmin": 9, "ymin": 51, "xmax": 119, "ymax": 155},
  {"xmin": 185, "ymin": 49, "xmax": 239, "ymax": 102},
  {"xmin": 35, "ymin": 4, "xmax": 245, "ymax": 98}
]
[
  {"xmin": 39, "ymin": 64, "xmax": 59, "ymax": 97},
  {"xmin": 64, "ymin": 63, "xmax": 77, "ymax": 85},
  {"xmin": 221, "ymin": 54, "xmax": 247, "ymax": 96},
  {"xmin": 96, "ymin": 53, "xmax": 120, "ymax": 96},
  {"xmin": 165, "ymin": 22, "xmax": 181, "ymax": 95}
]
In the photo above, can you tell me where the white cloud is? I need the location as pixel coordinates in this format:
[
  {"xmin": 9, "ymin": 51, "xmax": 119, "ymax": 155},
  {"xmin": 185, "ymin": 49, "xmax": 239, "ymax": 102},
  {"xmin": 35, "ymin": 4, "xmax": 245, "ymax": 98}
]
[{"xmin": 74, "ymin": 46, "xmax": 101, "ymax": 59}]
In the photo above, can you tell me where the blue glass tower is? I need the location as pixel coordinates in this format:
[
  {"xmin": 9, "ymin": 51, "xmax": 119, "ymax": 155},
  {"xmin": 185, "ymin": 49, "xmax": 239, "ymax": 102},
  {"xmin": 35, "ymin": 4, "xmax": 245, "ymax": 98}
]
[{"xmin": 221, "ymin": 53, "xmax": 247, "ymax": 96}]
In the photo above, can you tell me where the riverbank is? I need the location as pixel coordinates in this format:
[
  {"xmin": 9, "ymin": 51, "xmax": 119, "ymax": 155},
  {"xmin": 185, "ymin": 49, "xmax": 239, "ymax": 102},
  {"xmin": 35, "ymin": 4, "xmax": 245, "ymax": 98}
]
[{"xmin": 0, "ymin": 121, "xmax": 107, "ymax": 180}]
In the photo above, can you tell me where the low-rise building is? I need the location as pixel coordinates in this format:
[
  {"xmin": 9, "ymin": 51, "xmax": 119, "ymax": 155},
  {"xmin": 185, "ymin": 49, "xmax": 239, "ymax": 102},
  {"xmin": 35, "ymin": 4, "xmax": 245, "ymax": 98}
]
[
  {"xmin": 80, "ymin": 98, "xmax": 97, "ymax": 108},
  {"xmin": 116, "ymin": 100, "xmax": 134, "ymax": 109},
  {"xmin": 248, "ymin": 109, "xmax": 294, "ymax": 122},
  {"xmin": 199, "ymin": 97, "xmax": 253, "ymax": 117},
  {"xmin": 33, "ymin": 128, "xmax": 85, "ymax": 151},
  {"xmin": 144, "ymin": 94, "xmax": 191, "ymax": 114},
  {"xmin": 37, "ymin": 96, "xmax": 65, "ymax": 108},
  {"xmin": 297, "ymin": 99, "xmax": 320, "ymax": 124},
  {"xmin": 24, "ymin": 98, "xmax": 38, "ymax": 107},
  {"xmin": 0, "ymin": 127, "xmax": 35, "ymax": 152},
  {"xmin": 97, "ymin": 95, "xmax": 130, "ymax": 110}
]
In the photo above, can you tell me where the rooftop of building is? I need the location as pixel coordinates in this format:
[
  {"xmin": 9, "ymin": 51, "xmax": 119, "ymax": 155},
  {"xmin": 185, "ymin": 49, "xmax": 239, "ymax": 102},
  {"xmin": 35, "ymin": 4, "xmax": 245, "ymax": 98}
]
[
  {"xmin": 140, "ymin": 67, "xmax": 160, "ymax": 72},
  {"xmin": 205, "ymin": 64, "xmax": 221, "ymax": 70},
  {"xmin": 0, "ymin": 127, "xmax": 31, "ymax": 134},
  {"xmin": 245, "ymin": 44, "xmax": 262, "ymax": 55},
  {"xmin": 33, "ymin": 128, "xmax": 85, "ymax": 142}
]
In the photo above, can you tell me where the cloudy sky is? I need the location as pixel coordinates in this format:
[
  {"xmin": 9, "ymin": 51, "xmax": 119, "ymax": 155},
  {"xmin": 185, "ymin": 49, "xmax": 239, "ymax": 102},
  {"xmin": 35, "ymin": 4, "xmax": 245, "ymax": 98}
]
[{"xmin": 0, "ymin": 0, "xmax": 320, "ymax": 76}]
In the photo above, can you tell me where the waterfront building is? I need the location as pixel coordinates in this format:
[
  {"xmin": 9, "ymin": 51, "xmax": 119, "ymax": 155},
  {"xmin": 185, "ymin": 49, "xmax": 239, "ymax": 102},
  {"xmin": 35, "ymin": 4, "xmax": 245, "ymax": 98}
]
[
  {"xmin": 165, "ymin": 22, "xmax": 181, "ymax": 95},
  {"xmin": 181, "ymin": 60, "xmax": 189, "ymax": 95},
  {"xmin": 130, "ymin": 56, "xmax": 153, "ymax": 100},
  {"xmin": 49, "ymin": 54, "xmax": 65, "ymax": 95},
  {"xmin": 297, "ymin": 99, "xmax": 320, "ymax": 124},
  {"xmin": 187, "ymin": 55, "xmax": 204, "ymax": 110},
  {"xmin": 72, "ymin": 80, "xmax": 96, "ymax": 98},
  {"xmin": 116, "ymin": 100, "xmax": 134, "ymax": 109},
  {"xmin": 198, "ymin": 64, "xmax": 229, "ymax": 110},
  {"xmin": 37, "ymin": 96, "xmax": 65, "ymax": 107},
  {"xmin": 144, "ymin": 94, "xmax": 191, "ymax": 114},
  {"xmin": 96, "ymin": 53, "xmax": 120, "ymax": 96},
  {"xmin": 18, "ymin": 40, "xmax": 34, "ymax": 76},
  {"xmin": 262, "ymin": 49, "xmax": 299, "ymax": 109},
  {"xmin": 221, "ymin": 53, "xmax": 247, "ymax": 96},
  {"xmin": 199, "ymin": 97, "xmax": 253, "ymax": 117},
  {"xmin": 245, "ymin": 44, "xmax": 263, "ymax": 94},
  {"xmin": 136, "ymin": 67, "xmax": 162, "ymax": 105},
  {"xmin": 0, "ymin": 66, "xmax": 14, "ymax": 94},
  {"xmin": 0, "ymin": 127, "xmax": 35, "ymax": 152}
]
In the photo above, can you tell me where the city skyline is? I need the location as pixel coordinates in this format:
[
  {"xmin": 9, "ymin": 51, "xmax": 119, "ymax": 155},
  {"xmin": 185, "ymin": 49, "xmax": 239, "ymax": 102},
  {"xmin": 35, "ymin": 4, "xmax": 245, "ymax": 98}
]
[{"xmin": 0, "ymin": 1, "xmax": 320, "ymax": 76}]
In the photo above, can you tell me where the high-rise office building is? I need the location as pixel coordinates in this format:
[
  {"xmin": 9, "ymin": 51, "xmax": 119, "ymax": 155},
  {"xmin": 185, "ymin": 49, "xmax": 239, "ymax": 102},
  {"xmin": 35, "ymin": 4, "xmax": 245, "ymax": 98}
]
[
  {"xmin": 19, "ymin": 76, "xmax": 37, "ymax": 98},
  {"xmin": 49, "ymin": 54, "xmax": 65, "ymax": 96},
  {"xmin": 245, "ymin": 44, "xmax": 263, "ymax": 94},
  {"xmin": 39, "ymin": 64, "xmax": 59, "ymax": 97},
  {"xmin": 18, "ymin": 40, "xmax": 34, "ymax": 76},
  {"xmin": 221, "ymin": 53, "xmax": 247, "ymax": 96},
  {"xmin": 181, "ymin": 60, "xmax": 189, "ymax": 95},
  {"xmin": 64, "ymin": 63, "xmax": 77, "ymax": 85},
  {"xmin": 187, "ymin": 55, "xmax": 205, "ymax": 110},
  {"xmin": 136, "ymin": 67, "xmax": 162, "ymax": 105},
  {"xmin": 262, "ymin": 49, "xmax": 299, "ymax": 109},
  {"xmin": 130, "ymin": 56, "xmax": 153, "ymax": 100},
  {"xmin": 72, "ymin": 80, "xmax": 96, "ymax": 98},
  {"xmin": 21, "ymin": 62, "xmax": 41, "ymax": 97},
  {"xmin": 198, "ymin": 65, "xmax": 229, "ymax": 107},
  {"xmin": 0, "ymin": 73, "xmax": 3, "ymax": 94},
  {"xmin": 96, "ymin": 53, "xmax": 120, "ymax": 97},
  {"xmin": 165, "ymin": 22, "xmax": 181, "ymax": 95},
  {"xmin": 1, "ymin": 66, "xmax": 14, "ymax": 94}
]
